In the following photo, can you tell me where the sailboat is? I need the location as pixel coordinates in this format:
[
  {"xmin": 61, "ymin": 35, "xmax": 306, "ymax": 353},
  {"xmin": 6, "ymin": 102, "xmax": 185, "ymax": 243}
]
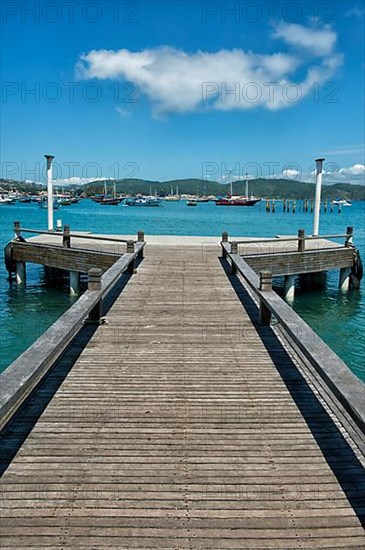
[
  {"xmin": 215, "ymin": 173, "xmax": 261, "ymax": 206},
  {"xmin": 99, "ymin": 181, "xmax": 120, "ymax": 205}
]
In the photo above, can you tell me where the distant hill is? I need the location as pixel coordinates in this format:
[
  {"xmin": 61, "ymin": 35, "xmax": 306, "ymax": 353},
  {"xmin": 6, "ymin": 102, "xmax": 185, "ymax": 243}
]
[
  {"xmin": 1, "ymin": 177, "xmax": 364, "ymax": 200},
  {"xmin": 82, "ymin": 178, "xmax": 365, "ymax": 200}
]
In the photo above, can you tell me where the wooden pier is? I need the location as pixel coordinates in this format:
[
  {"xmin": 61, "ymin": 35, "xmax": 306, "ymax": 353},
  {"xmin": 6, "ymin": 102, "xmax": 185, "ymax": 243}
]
[{"xmin": 1, "ymin": 228, "xmax": 364, "ymax": 548}]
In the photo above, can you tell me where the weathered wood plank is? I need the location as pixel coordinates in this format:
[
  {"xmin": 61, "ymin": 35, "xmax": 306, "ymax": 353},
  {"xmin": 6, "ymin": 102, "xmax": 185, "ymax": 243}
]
[{"xmin": 0, "ymin": 244, "xmax": 364, "ymax": 547}]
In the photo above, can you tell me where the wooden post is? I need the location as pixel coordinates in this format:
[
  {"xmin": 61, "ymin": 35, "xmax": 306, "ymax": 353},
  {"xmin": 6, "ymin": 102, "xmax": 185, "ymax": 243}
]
[
  {"xmin": 222, "ymin": 232, "xmax": 228, "ymax": 258},
  {"xmin": 137, "ymin": 231, "xmax": 144, "ymax": 259},
  {"xmin": 297, "ymin": 229, "xmax": 305, "ymax": 252},
  {"xmin": 14, "ymin": 221, "xmax": 21, "ymax": 239},
  {"xmin": 259, "ymin": 271, "xmax": 272, "ymax": 325},
  {"xmin": 127, "ymin": 240, "xmax": 136, "ymax": 273},
  {"xmin": 345, "ymin": 226, "xmax": 353, "ymax": 247},
  {"xmin": 87, "ymin": 267, "xmax": 102, "ymax": 324},
  {"xmin": 63, "ymin": 225, "xmax": 71, "ymax": 248},
  {"xmin": 230, "ymin": 241, "xmax": 238, "ymax": 275}
]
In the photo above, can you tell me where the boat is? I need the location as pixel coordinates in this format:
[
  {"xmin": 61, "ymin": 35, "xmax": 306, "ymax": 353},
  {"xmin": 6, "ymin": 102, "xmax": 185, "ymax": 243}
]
[
  {"xmin": 99, "ymin": 198, "xmax": 120, "ymax": 205},
  {"xmin": 38, "ymin": 200, "xmax": 59, "ymax": 210},
  {"xmin": 186, "ymin": 200, "xmax": 197, "ymax": 206},
  {"xmin": 98, "ymin": 182, "xmax": 121, "ymax": 205},
  {"xmin": 333, "ymin": 199, "xmax": 352, "ymax": 206},
  {"xmin": 0, "ymin": 196, "xmax": 15, "ymax": 205},
  {"xmin": 216, "ymin": 174, "xmax": 261, "ymax": 206},
  {"xmin": 124, "ymin": 197, "xmax": 161, "ymax": 207},
  {"xmin": 19, "ymin": 196, "xmax": 32, "ymax": 203},
  {"xmin": 58, "ymin": 199, "xmax": 72, "ymax": 206},
  {"xmin": 215, "ymin": 196, "xmax": 261, "ymax": 206}
]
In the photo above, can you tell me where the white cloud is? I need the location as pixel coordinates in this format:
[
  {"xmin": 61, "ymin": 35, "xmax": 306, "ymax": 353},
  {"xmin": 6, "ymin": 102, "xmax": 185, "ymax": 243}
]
[
  {"xmin": 76, "ymin": 22, "xmax": 342, "ymax": 116},
  {"xmin": 282, "ymin": 169, "xmax": 301, "ymax": 179},
  {"xmin": 273, "ymin": 23, "xmax": 337, "ymax": 56},
  {"xmin": 339, "ymin": 164, "xmax": 365, "ymax": 177}
]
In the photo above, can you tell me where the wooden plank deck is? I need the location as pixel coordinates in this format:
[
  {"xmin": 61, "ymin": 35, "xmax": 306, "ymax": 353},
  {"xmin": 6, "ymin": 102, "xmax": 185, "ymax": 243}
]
[{"xmin": 1, "ymin": 245, "xmax": 364, "ymax": 548}]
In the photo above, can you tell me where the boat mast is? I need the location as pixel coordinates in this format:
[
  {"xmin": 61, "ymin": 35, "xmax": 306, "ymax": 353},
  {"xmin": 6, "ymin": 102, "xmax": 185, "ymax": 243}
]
[
  {"xmin": 228, "ymin": 169, "xmax": 233, "ymax": 196},
  {"xmin": 104, "ymin": 180, "xmax": 107, "ymax": 197},
  {"xmin": 245, "ymin": 173, "xmax": 249, "ymax": 198},
  {"xmin": 113, "ymin": 181, "xmax": 116, "ymax": 199}
]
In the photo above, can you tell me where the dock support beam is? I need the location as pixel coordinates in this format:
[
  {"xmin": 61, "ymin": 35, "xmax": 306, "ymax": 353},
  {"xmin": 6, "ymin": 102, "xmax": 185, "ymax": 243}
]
[
  {"xmin": 69, "ymin": 271, "xmax": 80, "ymax": 295},
  {"xmin": 339, "ymin": 267, "xmax": 351, "ymax": 292},
  {"xmin": 259, "ymin": 271, "xmax": 272, "ymax": 325},
  {"xmin": 16, "ymin": 262, "xmax": 26, "ymax": 285},
  {"xmin": 284, "ymin": 275, "xmax": 296, "ymax": 303}
]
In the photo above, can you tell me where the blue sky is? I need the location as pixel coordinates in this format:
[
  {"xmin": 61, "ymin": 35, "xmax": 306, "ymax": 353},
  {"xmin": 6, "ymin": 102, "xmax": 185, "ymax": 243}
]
[{"xmin": 1, "ymin": 0, "xmax": 364, "ymax": 184}]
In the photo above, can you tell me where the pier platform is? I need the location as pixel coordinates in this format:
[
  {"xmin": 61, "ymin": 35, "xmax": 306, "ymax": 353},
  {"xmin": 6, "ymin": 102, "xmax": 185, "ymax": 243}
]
[{"xmin": 1, "ymin": 238, "xmax": 364, "ymax": 548}]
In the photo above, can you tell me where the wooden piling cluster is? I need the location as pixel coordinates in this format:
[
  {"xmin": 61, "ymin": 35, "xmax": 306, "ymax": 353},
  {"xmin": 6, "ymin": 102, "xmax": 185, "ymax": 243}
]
[{"xmin": 264, "ymin": 198, "xmax": 341, "ymax": 214}]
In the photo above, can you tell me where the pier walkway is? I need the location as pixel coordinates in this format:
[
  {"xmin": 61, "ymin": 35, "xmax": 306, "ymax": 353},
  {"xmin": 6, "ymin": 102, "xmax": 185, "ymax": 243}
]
[{"xmin": 1, "ymin": 243, "xmax": 365, "ymax": 548}]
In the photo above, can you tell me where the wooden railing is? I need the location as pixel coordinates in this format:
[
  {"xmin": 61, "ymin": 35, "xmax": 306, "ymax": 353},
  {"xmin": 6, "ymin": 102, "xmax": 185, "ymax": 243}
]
[
  {"xmin": 221, "ymin": 227, "xmax": 354, "ymax": 258},
  {"xmin": 13, "ymin": 221, "xmax": 145, "ymax": 247},
  {"xmin": 0, "ymin": 239, "xmax": 145, "ymax": 432},
  {"xmin": 221, "ymin": 240, "xmax": 365, "ymax": 449}
]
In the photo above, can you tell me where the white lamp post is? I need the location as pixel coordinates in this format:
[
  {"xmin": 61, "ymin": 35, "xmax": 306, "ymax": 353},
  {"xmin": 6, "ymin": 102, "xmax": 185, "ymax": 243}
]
[
  {"xmin": 45, "ymin": 154, "xmax": 55, "ymax": 231},
  {"xmin": 313, "ymin": 158, "xmax": 325, "ymax": 236}
]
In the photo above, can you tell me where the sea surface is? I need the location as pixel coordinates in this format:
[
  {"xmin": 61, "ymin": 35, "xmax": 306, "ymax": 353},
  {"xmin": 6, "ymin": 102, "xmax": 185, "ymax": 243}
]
[{"xmin": 0, "ymin": 199, "xmax": 364, "ymax": 381}]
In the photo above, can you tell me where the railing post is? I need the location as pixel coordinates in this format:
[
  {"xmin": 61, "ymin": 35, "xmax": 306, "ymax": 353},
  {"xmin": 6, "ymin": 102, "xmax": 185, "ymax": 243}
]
[
  {"xmin": 345, "ymin": 226, "xmax": 353, "ymax": 247},
  {"xmin": 127, "ymin": 240, "xmax": 136, "ymax": 273},
  {"xmin": 87, "ymin": 267, "xmax": 102, "ymax": 324},
  {"xmin": 14, "ymin": 221, "xmax": 21, "ymax": 239},
  {"xmin": 259, "ymin": 270, "xmax": 272, "ymax": 325},
  {"xmin": 221, "ymin": 232, "xmax": 228, "ymax": 258},
  {"xmin": 297, "ymin": 229, "xmax": 305, "ymax": 252},
  {"xmin": 230, "ymin": 241, "xmax": 238, "ymax": 275},
  {"xmin": 63, "ymin": 225, "xmax": 71, "ymax": 248},
  {"xmin": 137, "ymin": 231, "xmax": 144, "ymax": 259}
]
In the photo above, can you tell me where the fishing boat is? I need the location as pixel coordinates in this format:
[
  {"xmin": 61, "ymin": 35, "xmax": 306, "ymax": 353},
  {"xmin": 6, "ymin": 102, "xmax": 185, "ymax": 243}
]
[
  {"xmin": 186, "ymin": 200, "xmax": 197, "ymax": 206},
  {"xmin": 333, "ymin": 198, "xmax": 352, "ymax": 207}
]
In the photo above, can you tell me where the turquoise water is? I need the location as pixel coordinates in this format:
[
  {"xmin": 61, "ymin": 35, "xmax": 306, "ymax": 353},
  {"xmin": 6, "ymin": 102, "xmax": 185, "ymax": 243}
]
[{"xmin": 0, "ymin": 199, "xmax": 364, "ymax": 381}]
